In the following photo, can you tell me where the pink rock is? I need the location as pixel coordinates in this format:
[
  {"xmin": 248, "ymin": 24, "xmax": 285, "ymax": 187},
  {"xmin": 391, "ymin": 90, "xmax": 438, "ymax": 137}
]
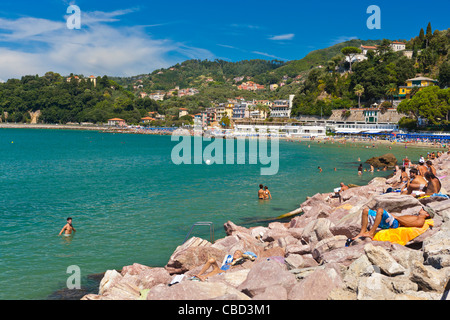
[
  {"xmin": 121, "ymin": 263, "xmax": 152, "ymax": 276},
  {"xmin": 237, "ymin": 259, "xmax": 296, "ymax": 298},
  {"xmin": 288, "ymin": 264, "xmax": 343, "ymax": 300}
]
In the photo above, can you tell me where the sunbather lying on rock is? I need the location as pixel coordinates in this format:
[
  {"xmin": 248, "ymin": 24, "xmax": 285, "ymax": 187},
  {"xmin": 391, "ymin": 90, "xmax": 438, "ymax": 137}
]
[
  {"xmin": 353, "ymin": 206, "xmax": 435, "ymax": 240},
  {"xmin": 192, "ymin": 250, "xmax": 256, "ymax": 281}
]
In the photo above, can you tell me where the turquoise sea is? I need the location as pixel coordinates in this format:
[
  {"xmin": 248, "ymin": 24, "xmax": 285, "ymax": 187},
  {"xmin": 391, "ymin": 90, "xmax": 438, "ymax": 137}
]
[{"xmin": 0, "ymin": 129, "xmax": 435, "ymax": 299}]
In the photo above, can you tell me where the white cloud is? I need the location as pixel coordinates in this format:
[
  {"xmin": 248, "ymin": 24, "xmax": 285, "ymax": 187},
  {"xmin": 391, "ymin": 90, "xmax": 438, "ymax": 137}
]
[
  {"xmin": 330, "ymin": 36, "xmax": 358, "ymax": 45},
  {"xmin": 0, "ymin": 9, "xmax": 214, "ymax": 80},
  {"xmin": 268, "ymin": 33, "xmax": 295, "ymax": 41},
  {"xmin": 252, "ymin": 51, "xmax": 288, "ymax": 61}
]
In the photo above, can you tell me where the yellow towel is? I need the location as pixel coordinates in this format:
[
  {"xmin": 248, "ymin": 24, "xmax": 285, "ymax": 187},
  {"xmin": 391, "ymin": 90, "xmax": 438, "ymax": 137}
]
[{"xmin": 373, "ymin": 220, "xmax": 434, "ymax": 246}]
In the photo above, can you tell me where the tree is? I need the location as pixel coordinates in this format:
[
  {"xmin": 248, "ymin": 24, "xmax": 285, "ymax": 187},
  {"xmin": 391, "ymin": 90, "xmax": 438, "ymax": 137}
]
[
  {"xmin": 439, "ymin": 61, "xmax": 450, "ymax": 88},
  {"xmin": 385, "ymin": 83, "xmax": 398, "ymax": 104},
  {"xmin": 426, "ymin": 22, "xmax": 433, "ymax": 48},
  {"xmin": 220, "ymin": 115, "xmax": 230, "ymax": 128},
  {"xmin": 397, "ymin": 86, "xmax": 450, "ymax": 125},
  {"xmin": 419, "ymin": 28, "xmax": 425, "ymax": 48},
  {"xmin": 341, "ymin": 47, "xmax": 362, "ymax": 72},
  {"xmin": 354, "ymin": 84, "xmax": 365, "ymax": 108}
]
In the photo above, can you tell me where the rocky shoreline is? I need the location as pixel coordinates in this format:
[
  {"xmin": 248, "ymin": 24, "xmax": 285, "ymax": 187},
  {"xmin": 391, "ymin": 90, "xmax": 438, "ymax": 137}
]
[{"xmin": 82, "ymin": 154, "xmax": 450, "ymax": 301}]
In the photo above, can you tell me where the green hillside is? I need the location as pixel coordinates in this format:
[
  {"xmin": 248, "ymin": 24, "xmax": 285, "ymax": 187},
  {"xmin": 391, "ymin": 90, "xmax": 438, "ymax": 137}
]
[{"xmin": 1, "ymin": 23, "xmax": 448, "ymax": 126}]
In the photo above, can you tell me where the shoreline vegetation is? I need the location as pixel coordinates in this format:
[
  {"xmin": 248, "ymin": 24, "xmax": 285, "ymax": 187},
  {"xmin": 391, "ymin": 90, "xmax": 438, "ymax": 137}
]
[{"xmin": 80, "ymin": 148, "xmax": 450, "ymax": 301}]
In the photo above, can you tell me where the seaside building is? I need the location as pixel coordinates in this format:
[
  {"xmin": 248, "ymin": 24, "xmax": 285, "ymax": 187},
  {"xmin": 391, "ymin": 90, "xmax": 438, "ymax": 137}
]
[
  {"xmin": 141, "ymin": 117, "xmax": 156, "ymax": 124},
  {"xmin": 108, "ymin": 118, "xmax": 127, "ymax": 127},
  {"xmin": 398, "ymin": 76, "xmax": 438, "ymax": 99},
  {"xmin": 233, "ymin": 124, "xmax": 326, "ymax": 138},
  {"xmin": 292, "ymin": 107, "xmax": 402, "ymax": 135},
  {"xmin": 215, "ymin": 103, "xmax": 234, "ymax": 120},
  {"xmin": 270, "ymin": 95, "xmax": 295, "ymax": 118},
  {"xmin": 232, "ymin": 104, "xmax": 250, "ymax": 120},
  {"xmin": 203, "ymin": 107, "xmax": 218, "ymax": 127}
]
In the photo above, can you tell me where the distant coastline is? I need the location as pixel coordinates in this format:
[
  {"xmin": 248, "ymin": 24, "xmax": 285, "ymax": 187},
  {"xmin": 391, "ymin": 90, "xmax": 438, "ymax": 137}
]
[
  {"xmin": 0, "ymin": 123, "xmax": 109, "ymax": 131},
  {"xmin": 1, "ymin": 123, "xmax": 448, "ymax": 151}
]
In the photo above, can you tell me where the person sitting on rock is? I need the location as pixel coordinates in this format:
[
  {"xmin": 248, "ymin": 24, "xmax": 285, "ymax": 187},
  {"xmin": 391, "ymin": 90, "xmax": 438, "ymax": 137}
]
[
  {"xmin": 401, "ymin": 167, "xmax": 428, "ymax": 196},
  {"xmin": 424, "ymin": 171, "xmax": 441, "ymax": 195},
  {"xmin": 192, "ymin": 250, "xmax": 255, "ymax": 281},
  {"xmin": 352, "ymin": 206, "xmax": 435, "ymax": 240}
]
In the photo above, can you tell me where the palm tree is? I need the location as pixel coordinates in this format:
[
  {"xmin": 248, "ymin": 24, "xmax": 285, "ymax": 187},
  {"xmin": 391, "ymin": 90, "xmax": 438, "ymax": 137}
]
[
  {"xmin": 385, "ymin": 83, "xmax": 398, "ymax": 104},
  {"xmin": 256, "ymin": 103, "xmax": 270, "ymax": 119},
  {"xmin": 354, "ymin": 84, "xmax": 365, "ymax": 108}
]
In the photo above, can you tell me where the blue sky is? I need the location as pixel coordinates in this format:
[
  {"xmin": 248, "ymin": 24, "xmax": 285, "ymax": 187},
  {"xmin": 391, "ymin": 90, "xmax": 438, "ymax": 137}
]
[{"xmin": 0, "ymin": 0, "xmax": 448, "ymax": 80}]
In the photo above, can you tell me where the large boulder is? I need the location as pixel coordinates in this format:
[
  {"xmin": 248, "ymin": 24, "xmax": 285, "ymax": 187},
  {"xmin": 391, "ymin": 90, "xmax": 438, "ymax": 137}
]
[
  {"xmin": 288, "ymin": 263, "xmax": 344, "ymax": 300},
  {"xmin": 237, "ymin": 259, "xmax": 296, "ymax": 298},
  {"xmin": 368, "ymin": 193, "xmax": 423, "ymax": 214},
  {"xmin": 146, "ymin": 280, "xmax": 251, "ymax": 300},
  {"xmin": 422, "ymin": 229, "xmax": 450, "ymax": 269},
  {"xmin": 165, "ymin": 237, "xmax": 225, "ymax": 274},
  {"xmin": 365, "ymin": 153, "xmax": 397, "ymax": 168}
]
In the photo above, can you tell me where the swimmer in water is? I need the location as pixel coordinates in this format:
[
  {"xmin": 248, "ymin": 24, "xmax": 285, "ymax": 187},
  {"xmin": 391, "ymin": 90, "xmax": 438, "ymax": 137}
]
[{"xmin": 59, "ymin": 217, "xmax": 76, "ymax": 236}]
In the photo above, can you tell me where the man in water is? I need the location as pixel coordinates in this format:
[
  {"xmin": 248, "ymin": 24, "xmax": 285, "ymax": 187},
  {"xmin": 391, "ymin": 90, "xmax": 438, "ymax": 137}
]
[
  {"xmin": 59, "ymin": 217, "xmax": 76, "ymax": 236},
  {"xmin": 353, "ymin": 206, "xmax": 434, "ymax": 240},
  {"xmin": 258, "ymin": 184, "xmax": 265, "ymax": 200}
]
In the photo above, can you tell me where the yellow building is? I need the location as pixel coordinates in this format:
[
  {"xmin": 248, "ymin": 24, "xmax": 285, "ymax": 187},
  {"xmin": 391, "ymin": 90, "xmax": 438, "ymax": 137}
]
[{"xmin": 398, "ymin": 77, "xmax": 438, "ymax": 99}]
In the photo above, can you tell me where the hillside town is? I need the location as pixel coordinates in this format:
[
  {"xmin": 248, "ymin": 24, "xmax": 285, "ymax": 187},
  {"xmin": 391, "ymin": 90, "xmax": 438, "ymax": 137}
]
[{"xmin": 109, "ymin": 70, "xmax": 440, "ymax": 139}]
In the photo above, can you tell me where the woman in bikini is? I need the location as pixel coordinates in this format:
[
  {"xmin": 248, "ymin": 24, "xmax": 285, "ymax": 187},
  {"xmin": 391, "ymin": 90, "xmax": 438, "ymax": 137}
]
[{"xmin": 264, "ymin": 186, "xmax": 272, "ymax": 200}]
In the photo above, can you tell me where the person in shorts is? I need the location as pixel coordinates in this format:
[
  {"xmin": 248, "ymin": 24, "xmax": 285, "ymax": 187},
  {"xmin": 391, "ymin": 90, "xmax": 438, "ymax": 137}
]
[{"xmin": 353, "ymin": 206, "xmax": 435, "ymax": 240}]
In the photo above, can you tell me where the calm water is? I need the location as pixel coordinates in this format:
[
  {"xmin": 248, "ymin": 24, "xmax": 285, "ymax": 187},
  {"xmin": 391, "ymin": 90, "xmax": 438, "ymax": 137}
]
[{"xmin": 0, "ymin": 129, "xmax": 432, "ymax": 299}]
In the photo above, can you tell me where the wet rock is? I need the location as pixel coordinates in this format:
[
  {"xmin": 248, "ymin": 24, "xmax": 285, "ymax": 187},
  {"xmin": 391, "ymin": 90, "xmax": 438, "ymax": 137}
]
[{"xmin": 365, "ymin": 153, "xmax": 397, "ymax": 168}]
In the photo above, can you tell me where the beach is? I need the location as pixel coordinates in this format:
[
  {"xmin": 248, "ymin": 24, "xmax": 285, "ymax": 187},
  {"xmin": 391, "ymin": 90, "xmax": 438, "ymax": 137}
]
[
  {"xmin": 1, "ymin": 127, "xmax": 448, "ymax": 300},
  {"xmin": 83, "ymin": 149, "xmax": 450, "ymax": 301}
]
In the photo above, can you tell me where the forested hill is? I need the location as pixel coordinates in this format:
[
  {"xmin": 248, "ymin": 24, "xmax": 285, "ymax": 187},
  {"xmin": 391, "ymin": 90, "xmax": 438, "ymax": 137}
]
[
  {"xmin": 0, "ymin": 23, "xmax": 448, "ymax": 126},
  {"xmin": 112, "ymin": 39, "xmax": 383, "ymax": 90}
]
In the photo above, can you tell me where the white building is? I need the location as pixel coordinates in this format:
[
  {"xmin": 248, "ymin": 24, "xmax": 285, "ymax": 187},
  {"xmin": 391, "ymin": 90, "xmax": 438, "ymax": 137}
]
[
  {"xmin": 390, "ymin": 42, "xmax": 406, "ymax": 52},
  {"xmin": 270, "ymin": 95, "xmax": 295, "ymax": 118},
  {"xmin": 233, "ymin": 124, "xmax": 326, "ymax": 138}
]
